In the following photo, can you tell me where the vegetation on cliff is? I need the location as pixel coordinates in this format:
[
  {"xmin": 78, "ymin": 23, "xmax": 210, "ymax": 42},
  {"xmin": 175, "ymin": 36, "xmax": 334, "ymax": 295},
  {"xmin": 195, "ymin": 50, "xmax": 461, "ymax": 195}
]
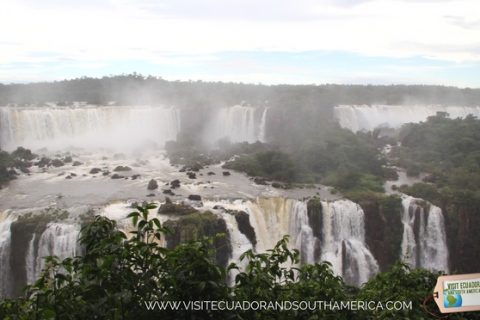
[
  {"xmin": 392, "ymin": 113, "xmax": 480, "ymax": 274},
  {"xmin": 0, "ymin": 204, "xmax": 474, "ymax": 319},
  {"xmin": 222, "ymin": 118, "xmax": 386, "ymax": 191},
  {"xmin": 394, "ymin": 113, "xmax": 480, "ymax": 196}
]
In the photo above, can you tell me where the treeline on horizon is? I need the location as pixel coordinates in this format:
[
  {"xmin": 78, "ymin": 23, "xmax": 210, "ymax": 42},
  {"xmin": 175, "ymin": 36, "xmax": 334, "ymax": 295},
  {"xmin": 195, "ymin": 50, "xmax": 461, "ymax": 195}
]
[{"xmin": 1, "ymin": 74, "xmax": 479, "ymax": 113}]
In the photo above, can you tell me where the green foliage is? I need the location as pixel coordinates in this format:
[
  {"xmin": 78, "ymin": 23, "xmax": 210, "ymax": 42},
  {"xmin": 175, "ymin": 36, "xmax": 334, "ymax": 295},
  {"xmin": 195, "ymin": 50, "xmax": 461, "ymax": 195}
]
[
  {"xmin": 2, "ymin": 75, "xmax": 480, "ymax": 109},
  {"xmin": 113, "ymin": 166, "xmax": 131, "ymax": 172},
  {"xmin": 223, "ymin": 150, "xmax": 296, "ymax": 182},
  {"xmin": 398, "ymin": 183, "xmax": 440, "ymax": 203},
  {"xmin": 147, "ymin": 179, "xmax": 158, "ymax": 190},
  {"xmin": 357, "ymin": 257, "xmax": 443, "ymax": 319},
  {"xmin": 11, "ymin": 147, "xmax": 37, "ymax": 161},
  {"xmin": 51, "ymin": 159, "xmax": 64, "ymax": 167},
  {"xmin": 395, "ymin": 114, "xmax": 480, "ymax": 194},
  {"xmin": 0, "ymin": 148, "xmax": 16, "ymax": 186},
  {"xmin": 220, "ymin": 119, "xmax": 386, "ymax": 192},
  {"xmin": 271, "ymin": 182, "xmax": 282, "ymax": 188},
  {"xmin": 157, "ymin": 202, "xmax": 198, "ymax": 215}
]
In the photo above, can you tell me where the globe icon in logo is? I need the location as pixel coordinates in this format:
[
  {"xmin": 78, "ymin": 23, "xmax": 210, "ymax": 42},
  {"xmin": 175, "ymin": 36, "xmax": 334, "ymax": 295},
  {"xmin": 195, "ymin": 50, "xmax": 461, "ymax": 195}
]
[{"xmin": 443, "ymin": 289, "xmax": 463, "ymax": 308}]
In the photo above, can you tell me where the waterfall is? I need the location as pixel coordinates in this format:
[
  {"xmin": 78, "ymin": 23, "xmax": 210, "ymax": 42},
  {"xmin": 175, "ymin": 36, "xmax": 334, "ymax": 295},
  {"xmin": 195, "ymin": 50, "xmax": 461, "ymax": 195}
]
[
  {"xmin": 289, "ymin": 201, "xmax": 315, "ymax": 265},
  {"xmin": 400, "ymin": 196, "xmax": 449, "ymax": 273},
  {"xmin": 220, "ymin": 212, "xmax": 254, "ymax": 283},
  {"xmin": 35, "ymin": 223, "xmax": 81, "ymax": 274},
  {"xmin": 25, "ymin": 234, "xmax": 37, "ymax": 285},
  {"xmin": 0, "ymin": 210, "xmax": 16, "ymax": 298},
  {"xmin": 214, "ymin": 106, "xmax": 265, "ymax": 143},
  {"xmin": 243, "ymin": 198, "xmax": 296, "ymax": 252},
  {"xmin": 320, "ymin": 200, "xmax": 379, "ymax": 286},
  {"xmin": 207, "ymin": 198, "xmax": 377, "ymax": 285},
  {"xmin": 419, "ymin": 206, "xmax": 449, "ymax": 273},
  {"xmin": 259, "ymin": 107, "xmax": 269, "ymax": 143},
  {"xmin": 401, "ymin": 197, "xmax": 418, "ymax": 267},
  {"xmin": 335, "ymin": 105, "xmax": 480, "ymax": 132},
  {"xmin": 0, "ymin": 106, "xmax": 181, "ymax": 150}
]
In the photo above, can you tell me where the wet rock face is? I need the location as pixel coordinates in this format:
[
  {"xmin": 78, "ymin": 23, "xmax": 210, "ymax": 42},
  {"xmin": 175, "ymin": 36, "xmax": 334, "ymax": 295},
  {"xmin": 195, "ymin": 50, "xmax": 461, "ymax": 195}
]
[
  {"xmin": 163, "ymin": 212, "xmax": 232, "ymax": 269},
  {"xmin": 361, "ymin": 199, "xmax": 403, "ymax": 272},
  {"xmin": 444, "ymin": 205, "xmax": 480, "ymax": 274},
  {"xmin": 9, "ymin": 214, "xmax": 54, "ymax": 297},
  {"xmin": 89, "ymin": 168, "xmax": 101, "ymax": 174},
  {"xmin": 188, "ymin": 195, "xmax": 202, "ymax": 201},
  {"xmin": 234, "ymin": 211, "xmax": 257, "ymax": 246},
  {"xmin": 307, "ymin": 200, "xmax": 323, "ymax": 240}
]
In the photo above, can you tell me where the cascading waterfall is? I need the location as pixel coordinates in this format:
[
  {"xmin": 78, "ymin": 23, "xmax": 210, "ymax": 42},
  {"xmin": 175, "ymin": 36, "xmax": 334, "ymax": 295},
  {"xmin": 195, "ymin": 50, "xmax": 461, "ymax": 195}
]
[
  {"xmin": 215, "ymin": 106, "xmax": 266, "ymax": 143},
  {"xmin": 321, "ymin": 200, "xmax": 379, "ymax": 286},
  {"xmin": 25, "ymin": 234, "xmax": 37, "ymax": 286},
  {"xmin": 401, "ymin": 197, "xmax": 418, "ymax": 267},
  {"xmin": 335, "ymin": 105, "xmax": 480, "ymax": 132},
  {"xmin": 209, "ymin": 198, "xmax": 377, "ymax": 286},
  {"xmin": 400, "ymin": 196, "xmax": 449, "ymax": 273},
  {"xmin": 0, "ymin": 106, "xmax": 181, "ymax": 150},
  {"xmin": 242, "ymin": 197, "xmax": 296, "ymax": 252},
  {"xmin": 2, "ymin": 195, "xmax": 449, "ymax": 296},
  {"xmin": 258, "ymin": 107, "xmax": 269, "ymax": 143},
  {"xmin": 419, "ymin": 206, "xmax": 449, "ymax": 273},
  {"xmin": 0, "ymin": 210, "xmax": 16, "ymax": 297},
  {"xmin": 220, "ymin": 212, "xmax": 254, "ymax": 283},
  {"xmin": 35, "ymin": 223, "xmax": 81, "ymax": 277},
  {"xmin": 289, "ymin": 201, "xmax": 315, "ymax": 265}
]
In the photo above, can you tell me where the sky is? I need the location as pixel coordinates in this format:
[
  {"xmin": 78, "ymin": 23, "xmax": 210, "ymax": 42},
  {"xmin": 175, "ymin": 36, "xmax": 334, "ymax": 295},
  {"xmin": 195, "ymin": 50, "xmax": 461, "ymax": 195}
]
[{"xmin": 1, "ymin": 0, "xmax": 479, "ymax": 87}]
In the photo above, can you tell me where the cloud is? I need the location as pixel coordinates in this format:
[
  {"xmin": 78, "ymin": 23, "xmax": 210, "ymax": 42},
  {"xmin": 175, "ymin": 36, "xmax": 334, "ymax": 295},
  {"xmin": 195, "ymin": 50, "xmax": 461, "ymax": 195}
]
[
  {"xmin": 212, "ymin": 58, "xmax": 313, "ymax": 74},
  {"xmin": 0, "ymin": 0, "xmax": 479, "ymax": 86},
  {"xmin": 444, "ymin": 15, "xmax": 480, "ymax": 30},
  {"xmin": 151, "ymin": 55, "xmax": 219, "ymax": 67},
  {"xmin": 66, "ymin": 63, "xmax": 112, "ymax": 69}
]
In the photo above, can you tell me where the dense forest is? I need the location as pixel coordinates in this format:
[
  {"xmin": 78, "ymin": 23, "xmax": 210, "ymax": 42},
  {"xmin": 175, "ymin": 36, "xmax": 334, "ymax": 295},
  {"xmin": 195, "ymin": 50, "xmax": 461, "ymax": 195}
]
[{"xmin": 2, "ymin": 74, "xmax": 480, "ymax": 111}]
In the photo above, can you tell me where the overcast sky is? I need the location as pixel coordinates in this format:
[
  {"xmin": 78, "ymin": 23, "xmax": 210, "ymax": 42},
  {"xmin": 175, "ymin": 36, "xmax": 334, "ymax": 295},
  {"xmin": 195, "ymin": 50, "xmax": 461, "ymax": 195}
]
[{"xmin": 1, "ymin": 0, "xmax": 479, "ymax": 87}]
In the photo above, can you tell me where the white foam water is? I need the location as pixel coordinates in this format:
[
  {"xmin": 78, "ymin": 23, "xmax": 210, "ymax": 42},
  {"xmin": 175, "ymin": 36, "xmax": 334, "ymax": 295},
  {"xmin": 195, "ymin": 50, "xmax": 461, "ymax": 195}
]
[
  {"xmin": 335, "ymin": 105, "xmax": 480, "ymax": 132},
  {"xmin": 0, "ymin": 106, "xmax": 180, "ymax": 150}
]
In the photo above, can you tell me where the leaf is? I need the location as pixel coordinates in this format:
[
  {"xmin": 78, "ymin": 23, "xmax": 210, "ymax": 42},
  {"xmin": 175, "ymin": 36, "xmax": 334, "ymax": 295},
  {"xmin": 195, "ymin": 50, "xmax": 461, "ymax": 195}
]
[
  {"xmin": 138, "ymin": 220, "xmax": 147, "ymax": 230},
  {"xmin": 152, "ymin": 218, "xmax": 161, "ymax": 229},
  {"xmin": 132, "ymin": 215, "xmax": 138, "ymax": 227},
  {"xmin": 43, "ymin": 310, "xmax": 56, "ymax": 319},
  {"xmin": 145, "ymin": 203, "xmax": 158, "ymax": 210},
  {"xmin": 127, "ymin": 212, "xmax": 140, "ymax": 218}
]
